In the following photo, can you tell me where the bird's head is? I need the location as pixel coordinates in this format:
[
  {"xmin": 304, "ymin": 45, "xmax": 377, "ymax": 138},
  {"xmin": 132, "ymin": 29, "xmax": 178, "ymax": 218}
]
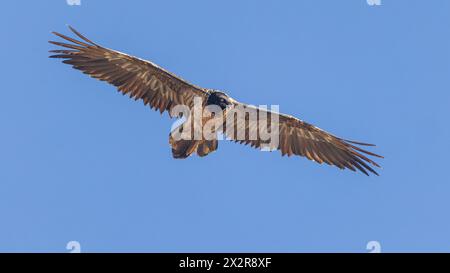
[{"xmin": 206, "ymin": 91, "xmax": 234, "ymax": 110}]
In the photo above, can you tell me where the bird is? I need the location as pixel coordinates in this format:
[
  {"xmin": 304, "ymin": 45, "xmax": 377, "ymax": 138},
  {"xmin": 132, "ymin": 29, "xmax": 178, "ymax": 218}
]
[{"xmin": 49, "ymin": 26, "xmax": 383, "ymax": 176}]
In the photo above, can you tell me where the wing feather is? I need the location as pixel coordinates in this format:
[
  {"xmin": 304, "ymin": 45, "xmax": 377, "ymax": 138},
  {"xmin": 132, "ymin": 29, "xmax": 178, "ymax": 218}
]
[
  {"xmin": 223, "ymin": 102, "xmax": 383, "ymax": 175},
  {"xmin": 49, "ymin": 26, "xmax": 210, "ymax": 116}
]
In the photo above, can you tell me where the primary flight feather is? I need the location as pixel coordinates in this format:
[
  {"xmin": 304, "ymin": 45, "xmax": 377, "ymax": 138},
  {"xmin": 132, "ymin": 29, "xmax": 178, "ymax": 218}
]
[{"xmin": 49, "ymin": 26, "xmax": 383, "ymax": 176}]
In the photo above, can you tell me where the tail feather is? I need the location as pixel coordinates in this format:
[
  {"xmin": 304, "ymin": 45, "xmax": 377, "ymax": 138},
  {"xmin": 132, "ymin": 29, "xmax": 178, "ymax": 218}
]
[
  {"xmin": 196, "ymin": 139, "xmax": 218, "ymax": 157},
  {"xmin": 169, "ymin": 138, "xmax": 197, "ymax": 159},
  {"xmin": 169, "ymin": 134, "xmax": 218, "ymax": 159}
]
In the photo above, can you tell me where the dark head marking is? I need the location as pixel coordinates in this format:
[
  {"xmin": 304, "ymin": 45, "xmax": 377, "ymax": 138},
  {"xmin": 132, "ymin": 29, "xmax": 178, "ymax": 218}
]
[{"xmin": 206, "ymin": 91, "xmax": 233, "ymax": 110}]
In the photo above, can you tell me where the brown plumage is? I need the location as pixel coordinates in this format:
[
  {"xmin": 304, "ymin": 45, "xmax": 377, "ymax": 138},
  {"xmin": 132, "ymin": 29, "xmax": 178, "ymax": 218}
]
[
  {"xmin": 49, "ymin": 26, "xmax": 383, "ymax": 176},
  {"xmin": 49, "ymin": 26, "xmax": 210, "ymax": 114},
  {"xmin": 223, "ymin": 103, "xmax": 382, "ymax": 175}
]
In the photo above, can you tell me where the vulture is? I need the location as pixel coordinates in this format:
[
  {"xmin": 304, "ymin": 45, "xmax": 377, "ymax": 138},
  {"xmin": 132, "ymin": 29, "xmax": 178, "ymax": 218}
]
[{"xmin": 49, "ymin": 26, "xmax": 383, "ymax": 175}]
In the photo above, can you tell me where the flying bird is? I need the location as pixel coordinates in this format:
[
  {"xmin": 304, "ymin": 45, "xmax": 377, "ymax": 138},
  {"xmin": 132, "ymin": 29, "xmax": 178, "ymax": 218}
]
[{"xmin": 49, "ymin": 26, "xmax": 383, "ymax": 175}]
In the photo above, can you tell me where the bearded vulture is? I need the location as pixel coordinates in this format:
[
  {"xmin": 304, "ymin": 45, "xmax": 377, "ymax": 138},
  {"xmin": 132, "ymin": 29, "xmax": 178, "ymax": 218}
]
[{"xmin": 49, "ymin": 26, "xmax": 383, "ymax": 175}]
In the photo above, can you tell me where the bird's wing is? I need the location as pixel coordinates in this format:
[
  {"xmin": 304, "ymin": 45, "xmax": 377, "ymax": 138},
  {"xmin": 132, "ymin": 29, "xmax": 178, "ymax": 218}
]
[
  {"xmin": 49, "ymin": 26, "xmax": 210, "ymax": 115},
  {"xmin": 223, "ymin": 102, "xmax": 383, "ymax": 175}
]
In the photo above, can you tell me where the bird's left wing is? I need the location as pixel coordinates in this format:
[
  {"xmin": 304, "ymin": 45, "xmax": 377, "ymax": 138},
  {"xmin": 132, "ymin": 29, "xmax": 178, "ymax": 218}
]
[
  {"xmin": 49, "ymin": 26, "xmax": 210, "ymax": 115},
  {"xmin": 223, "ymin": 101, "xmax": 383, "ymax": 176}
]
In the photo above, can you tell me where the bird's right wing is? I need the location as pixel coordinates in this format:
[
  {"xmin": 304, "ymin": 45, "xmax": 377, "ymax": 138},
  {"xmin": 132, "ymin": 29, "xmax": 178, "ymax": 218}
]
[{"xmin": 49, "ymin": 26, "xmax": 210, "ymax": 115}]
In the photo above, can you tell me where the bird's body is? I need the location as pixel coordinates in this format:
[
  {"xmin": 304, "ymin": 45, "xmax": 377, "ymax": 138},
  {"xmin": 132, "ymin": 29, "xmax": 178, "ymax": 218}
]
[{"xmin": 49, "ymin": 27, "xmax": 383, "ymax": 175}]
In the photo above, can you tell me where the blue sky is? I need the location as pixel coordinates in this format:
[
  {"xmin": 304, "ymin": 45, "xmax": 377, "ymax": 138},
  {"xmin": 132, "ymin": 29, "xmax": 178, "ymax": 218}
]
[{"xmin": 0, "ymin": 0, "xmax": 449, "ymax": 252}]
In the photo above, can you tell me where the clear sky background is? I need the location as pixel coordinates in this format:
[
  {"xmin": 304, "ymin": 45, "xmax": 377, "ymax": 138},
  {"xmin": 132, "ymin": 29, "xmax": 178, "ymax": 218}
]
[{"xmin": 0, "ymin": 0, "xmax": 449, "ymax": 252}]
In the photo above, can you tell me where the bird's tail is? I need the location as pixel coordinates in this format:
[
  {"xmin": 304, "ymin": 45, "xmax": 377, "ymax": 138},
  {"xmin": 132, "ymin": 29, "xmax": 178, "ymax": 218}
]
[
  {"xmin": 169, "ymin": 132, "xmax": 218, "ymax": 159},
  {"xmin": 196, "ymin": 139, "xmax": 218, "ymax": 157}
]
